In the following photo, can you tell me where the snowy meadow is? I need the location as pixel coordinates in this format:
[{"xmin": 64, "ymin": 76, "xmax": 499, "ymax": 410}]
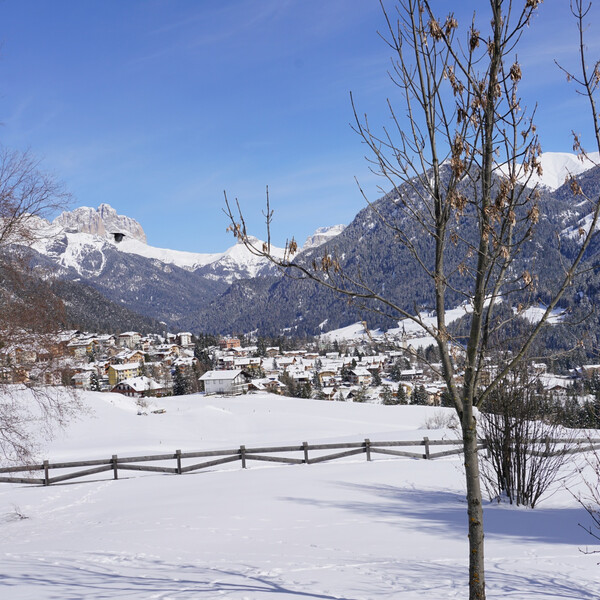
[{"xmin": 0, "ymin": 391, "xmax": 598, "ymax": 599}]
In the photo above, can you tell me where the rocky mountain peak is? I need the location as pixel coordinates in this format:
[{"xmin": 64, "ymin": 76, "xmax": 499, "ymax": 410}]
[
  {"xmin": 302, "ymin": 224, "xmax": 346, "ymax": 252},
  {"xmin": 53, "ymin": 203, "xmax": 147, "ymax": 244}
]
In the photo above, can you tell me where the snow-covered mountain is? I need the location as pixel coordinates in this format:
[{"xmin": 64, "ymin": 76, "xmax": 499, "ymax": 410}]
[
  {"xmin": 29, "ymin": 204, "xmax": 345, "ymax": 284},
  {"xmin": 504, "ymin": 150, "xmax": 600, "ymax": 190},
  {"xmin": 18, "ymin": 150, "xmax": 600, "ymax": 336},
  {"xmin": 302, "ymin": 224, "xmax": 346, "ymax": 251},
  {"xmin": 28, "ymin": 204, "xmax": 288, "ymax": 283},
  {"xmin": 18, "ymin": 204, "xmax": 348, "ymax": 331},
  {"xmin": 115, "ymin": 236, "xmax": 285, "ymax": 283}
]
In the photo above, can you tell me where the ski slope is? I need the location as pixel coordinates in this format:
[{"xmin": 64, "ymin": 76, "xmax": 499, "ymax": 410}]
[{"xmin": 0, "ymin": 391, "xmax": 598, "ymax": 599}]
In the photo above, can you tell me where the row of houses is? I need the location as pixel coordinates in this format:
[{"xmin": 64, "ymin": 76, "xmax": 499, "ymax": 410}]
[{"xmin": 3, "ymin": 327, "xmax": 587, "ymax": 404}]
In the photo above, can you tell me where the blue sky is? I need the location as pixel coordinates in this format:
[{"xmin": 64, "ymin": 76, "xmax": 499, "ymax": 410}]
[{"xmin": 1, "ymin": 1, "xmax": 599, "ymax": 253}]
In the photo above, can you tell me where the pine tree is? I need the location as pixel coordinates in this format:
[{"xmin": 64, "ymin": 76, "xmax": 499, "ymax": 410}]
[
  {"xmin": 390, "ymin": 359, "xmax": 404, "ymax": 382},
  {"xmin": 340, "ymin": 365, "xmax": 351, "ymax": 382},
  {"xmin": 172, "ymin": 366, "xmax": 188, "ymax": 396},
  {"xmin": 299, "ymin": 381, "xmax": 312, "ymax": 399},
  {"xmin": 255, "ymin": 337, "xmax": 267, "ymax": 357},
  {"xmin": 90, "ymin": 371, "xmax": 101, "ymax": 392},
  {"xmin": 352, "ymin": 385, "xmax": 369, "ymax": 403},
  {"xmin": 381, "ymin": 385, "xmax": 395, "ymax": 405},
  {"xmin": 312, "ymin": 370, "xmax": 322, "ymax": 389},
  {"xmin": 372, "ymin": 370, "xmax": 382, "ymax": 387},
  {"xmin": 441, "ymin": 389, "xmax": 454, "ymax": 408},
  {"xmin": 411, "ymin": 384, "xmax": 429, "ymax": 406},
  {"xmin": 397, "ymin": 383, "xmax": 407, "ymax": 405}
]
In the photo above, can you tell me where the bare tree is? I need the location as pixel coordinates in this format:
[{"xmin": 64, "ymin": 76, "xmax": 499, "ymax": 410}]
[
  {"xmin": 225, "ymin": 1, "xmax": 600, "ymax": 598},
  {"xmin": 0, "ymin": 146, "xmax": 80, "ymax": 463},
  {"xmin": 479, "ymin": 363, "xmax": 570, "ymax": 508},
  {"xmin": 0, "ymin": 146, "xmax": 69, "ymax": 246}
]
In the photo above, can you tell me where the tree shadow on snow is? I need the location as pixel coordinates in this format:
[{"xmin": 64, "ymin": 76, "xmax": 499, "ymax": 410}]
[
  {"xmin": 0, "ymin": 553, "xmax": 362, "ymax": 600},
  {"xmin": 282, "ymin": 483, "xmax": 595, "ymax": 546},
  {"xmin": 1, "ymin": 551, "xmax": 597, "ymax": 600}
]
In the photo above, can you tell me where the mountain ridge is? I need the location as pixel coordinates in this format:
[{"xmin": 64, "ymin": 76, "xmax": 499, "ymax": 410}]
[{"xmin": 16, "ymin": 151, "xmax": 600, "ymax": 344}]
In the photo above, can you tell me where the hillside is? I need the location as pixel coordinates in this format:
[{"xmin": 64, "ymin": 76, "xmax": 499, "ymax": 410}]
[
  {"xmin": 12, "ymin": 153, "xmax": 600, "ymax": 346},
  {"xmin": 196, "ymin": 164, "xmax": 584, "ymax": 338},
  {"xmin": 0, "ymin": 391, "xmax": 598, "ymax": 599}
]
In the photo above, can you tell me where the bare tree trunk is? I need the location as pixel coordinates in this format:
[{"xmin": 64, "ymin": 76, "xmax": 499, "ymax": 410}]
[{"xmin": 462, "ymin": 405, "xmax": 485, "ymax": 600}]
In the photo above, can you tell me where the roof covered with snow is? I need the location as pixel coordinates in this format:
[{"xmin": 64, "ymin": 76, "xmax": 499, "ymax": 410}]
[{"xmin": 199, "ymin": 369, "xmax": 244, "ymax": 381}]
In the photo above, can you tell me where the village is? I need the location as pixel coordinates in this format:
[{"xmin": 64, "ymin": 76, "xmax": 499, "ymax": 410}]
[{"xmin": 2, "ymin": 326, "xmax": 594, "ymax": 409}]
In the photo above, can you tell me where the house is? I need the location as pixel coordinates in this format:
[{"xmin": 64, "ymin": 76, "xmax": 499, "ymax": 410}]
[
  {"xmin": 317, "ymin": 370, "xmax": 338, "ymax": 386},
  {"xmin": 219, "ymin": 337, "xmax": 241, "ymax": 350},
  {"xmin": 108, "ymin": 362, "xmax": 142, "ymax": 386},
  {"xmin": 400, "ymin": 368, "xmax": 424, "ymax": 381},
  {"xmin": 117, "ymin": 332, "xmax": 141, "ymax": 349},
  {"xmin": 199, "ymin": 369, "xmax": 247, "ymax": 395},
  {"xmin": 111, "ymin": 376, "xmax": 165, "ymax": 398},
  {"xmin": 321, "ymin": 386, "xmax": 339, "ymax": 400},
  {"xmin": 67, "ymin": 339, "xmax": 92, "ymax": 358},
  {"xmin": 349, "ymin": 367, "xmax": 372, "ymax": 386},
  {"xmin": 127, "ymin": 350, "xmax": 146, "ymax": 363},
  {"xmin": 0, "ymin": 344, "xmax": 37, "ymax": 365},
  {"xmin": 247, "ymin": 378, "xmax": 285, "ymax": 394},
  {"xmin": 233, "ymin": 357, "xmax": 262, "ymax": 372},
  {"xmin": 71, "ymin": 368, "xmax": 97, "ymax": 390},
  {"xmin": 177, "ymin": 332, "xmax": 194, "ymax": 347}
]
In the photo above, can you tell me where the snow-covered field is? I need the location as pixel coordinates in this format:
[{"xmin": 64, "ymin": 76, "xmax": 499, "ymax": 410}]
[{"xmin": 1, "ymin": 391, "xmax": 598, "ymax": 599}]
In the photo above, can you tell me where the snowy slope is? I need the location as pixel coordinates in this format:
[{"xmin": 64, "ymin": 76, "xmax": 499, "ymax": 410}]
[
  {"xmin": 0, "ymin": 391, "xmax": 598, "ymax": 599},
  {"xmin": 117, "ymin": 236, "xmax": 223, "ymax": 270},
  {"xmin": 301, "ymin": 224, "xmax": 346, "ymax": 251},
  {"xmin": 501, "ymin": 151, "xmax": 600, "ymax": 190},
  {"xmin": 322, "ymin": 302, "xmax": 566, "ymax": 346},
  {"xmin": 321, "ymin": 305, "xmax": 472, "ymax": 346}
]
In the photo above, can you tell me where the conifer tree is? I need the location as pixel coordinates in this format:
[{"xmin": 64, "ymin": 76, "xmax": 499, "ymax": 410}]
[
  {"xmin": 381, "ymin": 385, "xmax": 395, "ymax": 405},
  {"xmin": 172, "ymin": 366, "xmax": 188, "ymax": 396},
  {"xmin": 397, "ymin": 383, "xmax": 407, "ymax": 405}
]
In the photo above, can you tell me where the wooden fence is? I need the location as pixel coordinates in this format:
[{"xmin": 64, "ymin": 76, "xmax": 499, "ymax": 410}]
[{"xmin": 0, "ymin": 436, "xmax": 598, "ymax": 487}]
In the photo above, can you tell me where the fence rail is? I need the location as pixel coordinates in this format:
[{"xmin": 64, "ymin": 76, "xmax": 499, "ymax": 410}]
[{"xmin": 0, "ymin": 436, "xmax": 599, "ymax": 487}]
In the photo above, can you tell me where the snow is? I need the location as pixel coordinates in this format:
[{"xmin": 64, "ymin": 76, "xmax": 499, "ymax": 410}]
[
  {"xmin": 562, "ymin": 210, "xmax": 600, "ymax": 241},
  {"xmin": 322, "ymin": 301, "xmax": 567, "ymax": 347},
  {"xmin": 321, "ymin": 321, "xmax": 374, "ymax": 342},
  {"xmin": 516, "ymin": 304, "xmax": 567, "ymax": 324},
  {"xmin": 118, "ymin": 236, "xmax": 221, "ymax": 270},
  {"xmin": 321, "ymin": 305, "xmax": 471, "ymax": 344},
  {"xmin": 500, "ymin": 151, "xmax": 600, "ymax": 191},
  {"xmin": 301, "ymin": 224, "xmax": 346, "ymax": 252},
  {"xmin": 1, "ymin": 391, "xmax": 598, "ymax": 599}
]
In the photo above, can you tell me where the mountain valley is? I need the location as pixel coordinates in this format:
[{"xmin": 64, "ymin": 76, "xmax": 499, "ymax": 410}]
[{"xmin": 13, "ymin": 153, "xmax": 600, "ymax": 357}]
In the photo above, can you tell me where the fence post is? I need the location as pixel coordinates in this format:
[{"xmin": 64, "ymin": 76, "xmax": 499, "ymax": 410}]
[
  {"xmin": 112, "ymin": 454, "xmax": 119, "ymax": 480},
  {"xmin": 365, "ymin": 438, "xmax": 371, "ymax": 462},
  {"xmin": 176, "ymin": 449, "xmax": 182, "ymax": 474},
  {"xmin": 423, "ymin": 437, "xmax": 430, "ymax": 460},
  {"xmin": 43, "ymin": 460, "xmax": 50, "ymax": 486},
  {"xmin": 240, "ymin": 445, "xmax": 246, "ymax": 469},
  {"xmin": 303, "ymin": 441, "xmax": 309, "ymax": 464}
]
